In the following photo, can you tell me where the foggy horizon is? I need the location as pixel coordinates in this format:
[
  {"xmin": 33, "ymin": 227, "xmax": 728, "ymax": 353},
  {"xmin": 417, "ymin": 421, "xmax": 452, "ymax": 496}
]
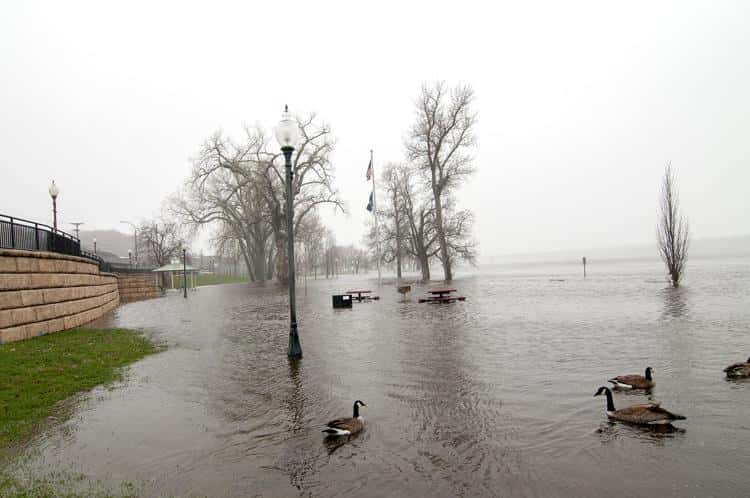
[{"xmin": 3, "ymin": 1, "xmax": 748, "ymax": 262}]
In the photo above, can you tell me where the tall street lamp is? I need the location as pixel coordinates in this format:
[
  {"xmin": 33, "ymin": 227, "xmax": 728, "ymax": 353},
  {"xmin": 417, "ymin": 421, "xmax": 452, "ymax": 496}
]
[
  {"xmin": 120, "ymin": 221, "xmax": 138, "ymax": 268},
  {"xmin": 182, "ymin": 247, "xmax": 188, "ymax": 299},
  {"xmin": 128, "ymin": 249, "xmax": 132, "ymax": 268},
  {"xmin": 48, "ymin": 180, "xmax": 59, "ymax": 231},
  {"xmin": 93, "ymin": 237, "xmax": 97, "ymax": 254},
  {"xmin": 275, "ymin": 105, "xmax": 302, "ymax": 358}
]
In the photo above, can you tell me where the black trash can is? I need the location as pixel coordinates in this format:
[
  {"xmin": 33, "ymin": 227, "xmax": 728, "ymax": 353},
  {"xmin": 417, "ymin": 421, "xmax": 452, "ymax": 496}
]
[{"xmin": 332, "ymin": 294, "xmax": 353, "ymax": 309}]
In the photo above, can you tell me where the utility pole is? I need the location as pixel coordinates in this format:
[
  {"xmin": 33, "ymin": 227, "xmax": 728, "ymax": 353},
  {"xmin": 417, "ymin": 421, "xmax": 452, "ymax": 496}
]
[{"xmin": 70, "ymin": 222, "xmax": 84, "ymax": 239}]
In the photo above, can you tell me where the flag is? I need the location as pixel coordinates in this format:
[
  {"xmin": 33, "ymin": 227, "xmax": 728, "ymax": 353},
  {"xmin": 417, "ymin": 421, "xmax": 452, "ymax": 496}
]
[
  {"xmin": 366, "ymin": 191, "xmax": 374, "ymax": 212},
  {"xmin": 366, "ymin": 158, "xmax": 373, "ymax": 181}
]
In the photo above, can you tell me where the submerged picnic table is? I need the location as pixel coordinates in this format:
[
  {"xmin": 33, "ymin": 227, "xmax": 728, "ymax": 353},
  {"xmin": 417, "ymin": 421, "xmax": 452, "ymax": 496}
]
[
  {"xmin": 346, "ymin": 290, "xmax": 380, "ymax": 302},
  {"xmin": 418, "ymin": 287, "xmax": 467, "ymax": 304}
]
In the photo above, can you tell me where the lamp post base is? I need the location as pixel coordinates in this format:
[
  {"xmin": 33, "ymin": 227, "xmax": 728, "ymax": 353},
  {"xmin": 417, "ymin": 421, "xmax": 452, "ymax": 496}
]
[{"xmin": 287, "ymin": 322, "xmax": 302, "ymax": 358}]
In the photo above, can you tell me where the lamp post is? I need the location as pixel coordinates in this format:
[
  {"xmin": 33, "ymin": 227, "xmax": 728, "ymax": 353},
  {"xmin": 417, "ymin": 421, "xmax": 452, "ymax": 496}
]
[
  {"xmin": 128, "ymin": 249, "xmax": 132, "ymax": 268},
  {"xmin": 48, "ymin": 181, "xmax": 59, "ymax": 231},
  {"xmin": 182, "ymin": 247, "xmax": 187, "ymax": 299},
  {"xmin": 93, "ymin": 237, "xmax": 97, "ymax": 254},
  {"xmin": 120, "ymin": 221, "xmax": 138, "ymax": 269},
  {"xmin": 275, "ymin": 105, "xmax": 302, "ymax": 358}
]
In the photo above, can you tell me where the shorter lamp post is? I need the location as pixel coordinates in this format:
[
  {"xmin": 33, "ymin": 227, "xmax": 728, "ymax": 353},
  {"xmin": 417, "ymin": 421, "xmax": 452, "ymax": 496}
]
[
  {"xmin": 182, "ymin": 248, "xmax": 187, "ymax": 299},
  {"xmin": 93, "ymin": 238, "xmax": 97, "ymax": 254},
  {"xmin": 48, "ymin": 181, "xmax": 59, "ymax": 231},
  {"xmin": 120, "ymin": 221, "xmax": 138, "ymax": 269},
  {"xmin": 275, "ymin": 105, "xmax": 302, "ymax": 358},
  {"xmin": 128, "ymin": 249, "xmax": 132, "ymax": 268}
]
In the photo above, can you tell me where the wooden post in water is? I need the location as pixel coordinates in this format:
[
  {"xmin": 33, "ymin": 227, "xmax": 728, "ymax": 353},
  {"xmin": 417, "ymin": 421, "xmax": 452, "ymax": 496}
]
[{"xmin": 582, "ymin": 256, "xmax": 587, "ymax": 278}]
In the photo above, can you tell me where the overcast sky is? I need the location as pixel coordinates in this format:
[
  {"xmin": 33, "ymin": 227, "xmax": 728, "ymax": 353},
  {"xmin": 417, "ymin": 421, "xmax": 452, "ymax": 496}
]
[{"xmin": 2, "ymin": 1, "xmax": 748, "ymax": 259}]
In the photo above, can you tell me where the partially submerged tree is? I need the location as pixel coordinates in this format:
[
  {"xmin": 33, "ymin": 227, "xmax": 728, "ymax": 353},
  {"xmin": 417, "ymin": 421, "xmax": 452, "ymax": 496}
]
[
  {"xmin": 657, "ymin": 163, "xmax": 690, "ymax": 287},
  {"xmin": 374, "ymin": 163, "xmax": 410, "ymax": 279},
  {"xmin": 406, "ymin": 82, "xmax": 478, "ymax": 280},
  {"xmin": 397, "ymin": 165, "xmax": 440, "ymax": 281}
]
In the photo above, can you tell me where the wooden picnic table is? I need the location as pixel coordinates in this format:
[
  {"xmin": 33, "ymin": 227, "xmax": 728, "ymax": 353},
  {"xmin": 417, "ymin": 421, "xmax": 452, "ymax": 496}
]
[
  {"xmin": 419, "ymin": 287, "xmax": 466, "ymax": 304},
  {"xmin": 345, "ymin": 290, "xmax": 379, "ymax": 302},
  {"xmin": 427, "ymin": 288, "xmax": 457, "ymax": 296}
]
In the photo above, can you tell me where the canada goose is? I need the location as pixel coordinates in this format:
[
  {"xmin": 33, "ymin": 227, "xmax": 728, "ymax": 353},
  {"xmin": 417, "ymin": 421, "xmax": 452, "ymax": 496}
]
[
  {"xmin": 724, "ymin": 357, "xmax": 750, "ymax": 378},
  {"xmin": 608, "ymin": 367, "xmax": 655, "ymax": 390},
  {"xmin": 322, "ymin": 400, "xmax": 366, "ymax": 436},
  {"xmin": 594, "ymin": 386, "xmax": 685, "ymax": 425}
]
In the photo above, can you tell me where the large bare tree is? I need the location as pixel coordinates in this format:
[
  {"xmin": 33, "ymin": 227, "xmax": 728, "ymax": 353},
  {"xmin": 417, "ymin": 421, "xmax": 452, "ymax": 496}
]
[
  {"xmin": 255, "ymin": 113, "xmax": 344, "ymax": 283},
  {"xmin": 175, "ymin": 113, "xmax": 342, "ymax": 284},
  {"xmin": 173, "ymin": 129, "xmax": 272, "ymax": 281},
  {"xmin": 406, "ymin": 82, "xmax": 478, "ymax": 280},
  {"xmin": 397, "ymin": 165, "xmax": 440, "ymax": 281},
  {"xmin": 657, "ymin": 163, "xmax": 690, "ymax": 287},
  {"xmin": 138, "ymin": 217, "xmax": 189, "ymax": 267},
  {"xmin": 373, "ymin": 163, "xmax": 409, "ymax": 279}
]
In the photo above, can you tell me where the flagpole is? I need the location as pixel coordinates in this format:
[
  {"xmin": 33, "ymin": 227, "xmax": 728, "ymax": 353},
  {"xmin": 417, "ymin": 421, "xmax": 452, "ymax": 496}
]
[{"xmin": 371, "ymin": 149, "xmax": 382, "ymax": 287}]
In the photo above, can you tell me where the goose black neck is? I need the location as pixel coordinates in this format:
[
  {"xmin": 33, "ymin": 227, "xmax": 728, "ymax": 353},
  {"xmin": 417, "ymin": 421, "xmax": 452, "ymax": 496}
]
[
  {"xmin": 353, "ymin": 402, "xmax": 359, "ymax": 418},
  {"xmin": 604, "ymin": 388, "xmax": 615, "ymax": 411},
  {"xmin": 645, "ymin": 368, "xmax": 652, "ymax": 380}
]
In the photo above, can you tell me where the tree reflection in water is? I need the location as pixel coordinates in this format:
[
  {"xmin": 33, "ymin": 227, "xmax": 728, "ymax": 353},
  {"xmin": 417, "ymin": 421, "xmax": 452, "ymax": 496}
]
[{"xmin": 660, "ymin": 286, "xmax": 690, "ymax": 320}]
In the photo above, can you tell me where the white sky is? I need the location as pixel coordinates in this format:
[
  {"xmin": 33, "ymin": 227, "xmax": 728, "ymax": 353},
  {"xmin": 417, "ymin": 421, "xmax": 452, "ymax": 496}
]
[{"xmin": 2, "ymin": 1, "xmax": 748, "ymax": 259}]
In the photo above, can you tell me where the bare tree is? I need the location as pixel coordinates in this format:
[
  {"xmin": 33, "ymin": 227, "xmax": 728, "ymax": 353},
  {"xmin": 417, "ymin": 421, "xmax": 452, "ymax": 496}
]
[
  {"xmin": 406, "ymin": 82, "xmax": 478, "ymax": 280},
  {"xmin": 297, "ymin": 212, "xmax": 325, "ymax": 279},
  {"xmin": 379, "ymin": 163, "xmax": 409, "ymax": 279},
  {"xmin": 173, "ymin": 129, "xmax": 272, "ymax": 281},
  {"xmin": 174, "ymin": 113, "xmax": 342, "ymax": 284},
  {"xmin": 397, "ymin": 165, "xmax": 440, "ymax": 281},
  {"xmin": 138, "ymin": 215, "xmax": 189, "ymax": 267},
  {"xmin": 657, "ymin": 163, "xmax": 690, "ymax": 287}
]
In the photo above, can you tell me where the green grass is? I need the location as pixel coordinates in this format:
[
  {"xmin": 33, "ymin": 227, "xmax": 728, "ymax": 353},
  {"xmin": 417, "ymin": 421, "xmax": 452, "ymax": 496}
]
[
  {"xmin": 194, "ymin": 273, "xmax": 248, "ymax": 286},
  {"xmin": 0, "ymin": 470, "xmax": 139, "ymax": 498},
  {"xmin": 166, "ymin": 273, "xmax": 249, "ymax": 288},
  {"xmin": 0, "ymin": 328, "xmax": 158, "ymax": 448}
]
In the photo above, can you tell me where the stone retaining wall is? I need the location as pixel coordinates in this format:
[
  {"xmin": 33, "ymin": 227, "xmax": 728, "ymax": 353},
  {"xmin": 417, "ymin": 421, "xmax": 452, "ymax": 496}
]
[
  {"xmin": 0, "ymin": 249, "xmax": 119, "ymax": 344},
  {"xmin": 116, "ymin": 271, "xmax": 161, "ymax": 302}
]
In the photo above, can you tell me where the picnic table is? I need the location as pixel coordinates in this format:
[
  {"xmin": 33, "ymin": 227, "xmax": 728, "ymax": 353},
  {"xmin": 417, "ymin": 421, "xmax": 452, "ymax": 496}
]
[
  {"xmin": 418, "ymin": 287, "xmax": 467, "ymax": 304},
  {"xmin": 346, "ymin": 290, "xmax": 380, "ymax": 302}
]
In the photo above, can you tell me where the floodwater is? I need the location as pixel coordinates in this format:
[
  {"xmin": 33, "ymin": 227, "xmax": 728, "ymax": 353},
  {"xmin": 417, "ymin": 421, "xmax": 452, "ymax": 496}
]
[{"xmin": 8, "ymin": 256, "xmax": 750, "ymax": 497}]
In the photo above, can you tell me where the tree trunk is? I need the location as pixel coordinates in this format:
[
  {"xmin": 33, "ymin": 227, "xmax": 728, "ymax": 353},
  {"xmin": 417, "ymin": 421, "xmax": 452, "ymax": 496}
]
[
  {"xmin": 419, "ymin": 253, "xmax": 431, "ymax": 281},
  {"xmin": 432, "ymin": 188, "xmax": 452, "ymax": 281},
  {"xmin": 275, "ymin": 234, "xmax": 288, "ymax": 284},
  {"xmin": 266, "ymin": 245, "xmax": 275, "ymax": 280}
]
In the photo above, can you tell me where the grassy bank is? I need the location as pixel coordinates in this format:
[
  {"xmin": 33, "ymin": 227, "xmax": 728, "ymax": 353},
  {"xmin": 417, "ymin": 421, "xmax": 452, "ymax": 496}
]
[
  {"xmin": 166, "ymin": 273, "xmax": 249, "ymax": 289},
  {"xmin": 195, "ymin": 273, "xmax": 248, "ymax": 286},
  {"xmin": 0, "ymin": 328, "xmax": 157, "ymax": 448}
]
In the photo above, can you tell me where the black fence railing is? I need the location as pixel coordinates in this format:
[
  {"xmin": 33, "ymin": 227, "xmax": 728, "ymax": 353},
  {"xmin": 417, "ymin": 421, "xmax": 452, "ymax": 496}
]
[{"xmin": 0, "ymin": 213, "xmax": 106, "ymax": 269}]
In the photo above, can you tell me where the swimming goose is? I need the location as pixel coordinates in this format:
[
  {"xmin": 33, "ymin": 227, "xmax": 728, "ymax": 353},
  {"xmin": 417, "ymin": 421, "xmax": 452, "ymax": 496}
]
[
  {"xmin": 608, "ymin": 367, "xmax": 655, "ymax": 390},
  {"xmin": 724, "ymin": 357, "xmax": 750, "ymax": 378},
  {"xmin": 322, "ymin": 400, "xmax": 366, "ymax": 436},
  {"xmin": 594, "ymin": 386, "xmax": 685, "ymax": 425}
]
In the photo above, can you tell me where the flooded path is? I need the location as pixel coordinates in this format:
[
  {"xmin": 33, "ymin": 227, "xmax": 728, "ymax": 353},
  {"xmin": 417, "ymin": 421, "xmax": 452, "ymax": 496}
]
[{"xmin": 10, "ymin": 257, "xmax": 750, "ymax": 497}]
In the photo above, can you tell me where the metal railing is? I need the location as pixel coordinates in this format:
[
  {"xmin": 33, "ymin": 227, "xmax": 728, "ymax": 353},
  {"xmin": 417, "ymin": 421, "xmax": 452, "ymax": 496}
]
[{"xmin": 0, "ymin": 213, "xmax": 106, "ymax": 269}]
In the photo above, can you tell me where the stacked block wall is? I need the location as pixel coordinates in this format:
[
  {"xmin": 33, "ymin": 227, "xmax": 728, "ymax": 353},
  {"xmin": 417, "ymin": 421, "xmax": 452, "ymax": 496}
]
[
  {"xmin": 0, "ymin": 249, "xmax": 119, "ymax": 344},
  {"xmin": 116, "ymin": 272, "xmax": 161, "ymax": 302}
]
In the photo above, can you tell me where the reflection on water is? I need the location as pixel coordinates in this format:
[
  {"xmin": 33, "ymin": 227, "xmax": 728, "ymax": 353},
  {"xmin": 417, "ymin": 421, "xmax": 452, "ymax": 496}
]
[
  {"xmin": 659, "ymin": 286, "xmax": 690, "ymax": 320},
  {"xmin": 595, "ymin": 420, "xmax": 687, "ymax": 445},
  {"xmin": 323, "ymin": 431, "xmax": 362, "ymax": 456},
  {"xmin": 9, "ymin": 258, "xmax": 750, "ymax": 497}
]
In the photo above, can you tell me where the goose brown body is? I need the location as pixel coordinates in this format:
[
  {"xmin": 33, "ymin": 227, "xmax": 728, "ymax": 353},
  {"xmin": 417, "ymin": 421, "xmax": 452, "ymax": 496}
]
[
  {"xmin": 608, "ymin": 367, "xmax": 655, "ymax": 390},
  {"xmin": 594, "ymin": 387, "xmax": 685, "ymax": 425},
  {"xmin": 724, "ymin": 357, "xmax": 750, "ymax": 378},
  {"xmin": 323, "ymin": 400, "xmax": 366, "ymax": 436}
]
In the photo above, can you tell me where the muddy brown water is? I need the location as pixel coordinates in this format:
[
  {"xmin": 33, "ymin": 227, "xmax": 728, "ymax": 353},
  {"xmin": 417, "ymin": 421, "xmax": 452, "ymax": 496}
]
[{"xmin": 9, "ymin": 257, "xmax": 750, "ymax": 497}]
